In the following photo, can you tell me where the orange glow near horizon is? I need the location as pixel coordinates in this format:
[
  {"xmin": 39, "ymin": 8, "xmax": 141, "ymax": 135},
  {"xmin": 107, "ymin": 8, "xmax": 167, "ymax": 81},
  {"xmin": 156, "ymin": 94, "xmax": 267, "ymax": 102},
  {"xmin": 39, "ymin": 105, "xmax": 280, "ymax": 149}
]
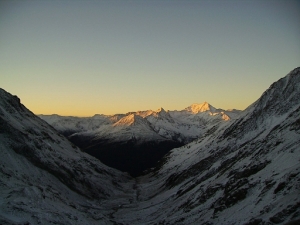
[
  {"xmin": 1, "ymin": 1, "xmax": 299, "ymax": 117},
  {"xmin": 22, "ymin": 95, "xmax": 251, "ymax": 117}
]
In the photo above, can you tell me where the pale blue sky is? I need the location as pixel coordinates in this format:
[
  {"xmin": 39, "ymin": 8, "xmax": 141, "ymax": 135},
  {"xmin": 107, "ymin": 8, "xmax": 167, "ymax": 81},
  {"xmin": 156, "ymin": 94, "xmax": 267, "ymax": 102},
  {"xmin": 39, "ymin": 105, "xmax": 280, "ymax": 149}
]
[{"xmin": 1, "ymin": 0, "xmax": 299, "ymax": 116}]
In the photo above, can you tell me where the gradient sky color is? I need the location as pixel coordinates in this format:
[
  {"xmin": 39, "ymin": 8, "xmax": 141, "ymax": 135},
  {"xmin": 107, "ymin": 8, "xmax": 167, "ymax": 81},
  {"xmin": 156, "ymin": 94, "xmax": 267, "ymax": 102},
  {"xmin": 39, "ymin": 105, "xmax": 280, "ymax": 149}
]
[{"xmin": 1, "ymin": 0, "xmax": 299, "ymax": 116}]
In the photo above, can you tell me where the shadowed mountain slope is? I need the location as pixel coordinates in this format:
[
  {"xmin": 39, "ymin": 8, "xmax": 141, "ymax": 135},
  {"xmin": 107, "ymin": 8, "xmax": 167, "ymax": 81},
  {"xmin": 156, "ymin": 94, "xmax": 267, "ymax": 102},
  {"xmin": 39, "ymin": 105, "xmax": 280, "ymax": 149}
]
[{"xmin": 0, "ymin": 88, "xmax": 135, "ymax": 224}]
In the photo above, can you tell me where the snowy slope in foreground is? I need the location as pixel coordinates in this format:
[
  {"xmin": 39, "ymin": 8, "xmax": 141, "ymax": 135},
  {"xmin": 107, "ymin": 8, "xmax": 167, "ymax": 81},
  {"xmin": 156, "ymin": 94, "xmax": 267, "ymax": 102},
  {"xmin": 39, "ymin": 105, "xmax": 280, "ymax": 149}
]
[
  {"xmin": 0, "ymin": 88, "xmax": 135, "ymax": 224},
  {"xmin": 112, "ymin": 68, "xmax": 300, "ymax": 224}
]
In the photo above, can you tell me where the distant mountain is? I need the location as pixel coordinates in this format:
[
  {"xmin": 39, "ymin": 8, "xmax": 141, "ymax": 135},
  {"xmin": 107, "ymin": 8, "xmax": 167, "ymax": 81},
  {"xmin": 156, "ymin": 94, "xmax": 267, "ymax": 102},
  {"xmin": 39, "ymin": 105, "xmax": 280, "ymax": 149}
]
[
  {"xmin": 40, "ymin": 104, "xmax": 240, "ymax": 143},
  {"xmin": 184, "ymin": 102, "xmax": 218, "ymax": 113},
  {"xmin": 40, "ymin": 102, "xmax": 241, "ymax": 176}
]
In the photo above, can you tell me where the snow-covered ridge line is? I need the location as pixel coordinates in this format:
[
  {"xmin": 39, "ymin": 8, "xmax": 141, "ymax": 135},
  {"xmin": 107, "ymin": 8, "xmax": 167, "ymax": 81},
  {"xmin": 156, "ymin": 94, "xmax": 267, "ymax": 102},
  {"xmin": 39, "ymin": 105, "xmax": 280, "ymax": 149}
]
[{"xmin": 39, "ymin": 102, "xmax": 241, "ymax": 145}]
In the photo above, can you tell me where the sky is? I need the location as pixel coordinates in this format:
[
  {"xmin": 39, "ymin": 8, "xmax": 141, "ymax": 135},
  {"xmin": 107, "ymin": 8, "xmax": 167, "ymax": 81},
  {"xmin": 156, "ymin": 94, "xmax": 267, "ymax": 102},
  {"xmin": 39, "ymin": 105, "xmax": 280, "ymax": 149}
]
[{"xmin": 1, "ymin": 0, "xmax": 299, "ymax": 116}]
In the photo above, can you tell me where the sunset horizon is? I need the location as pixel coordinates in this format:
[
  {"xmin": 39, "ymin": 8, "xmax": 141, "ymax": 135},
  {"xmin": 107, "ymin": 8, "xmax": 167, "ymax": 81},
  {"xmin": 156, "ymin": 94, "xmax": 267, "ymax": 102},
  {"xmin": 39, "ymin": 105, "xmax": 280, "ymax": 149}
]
[{"xmin": 1, "ymin": 0, "xmax": 299, "ymax": 116}]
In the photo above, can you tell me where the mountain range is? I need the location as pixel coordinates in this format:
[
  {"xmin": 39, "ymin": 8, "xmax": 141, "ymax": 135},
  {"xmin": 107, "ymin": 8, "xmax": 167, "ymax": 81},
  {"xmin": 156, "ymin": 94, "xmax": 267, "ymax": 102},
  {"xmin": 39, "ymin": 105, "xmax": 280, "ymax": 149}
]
[
  {"xmin": 39, "ymin": 102, "xmax": 241, "ymax": 176},
  {"xmin": 39, "ymin": 101, "xmax": 241, "ymax": 143},
  {"xmin": 0, "ymin": 67, "xmax": 299, "ymax": 224}
]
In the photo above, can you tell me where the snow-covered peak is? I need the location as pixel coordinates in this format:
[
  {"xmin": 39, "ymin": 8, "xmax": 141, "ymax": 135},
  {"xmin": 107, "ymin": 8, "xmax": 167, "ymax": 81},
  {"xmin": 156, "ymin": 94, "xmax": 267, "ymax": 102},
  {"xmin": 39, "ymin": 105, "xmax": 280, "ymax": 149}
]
[
  {"xmin": 109, "ymin": 114, "xmax": 125, "ymax": 123},
  {"xmin": 185, "ymin": 102, "xmax": 217, "ymax": 114},
  {"xmin": 113, "ymin": 113, "xmax": 145, "ymax": 126},
  {"xmin": 147, "ymin": 107, "xmax": 175, "ymax": 124},
  {"xmin": 0, "ymin": 88, "xmax": 33, "ymax": 118},
  {"xmin": 135, "ymin": 110, "xmax": 156, "ymax": 118},
  {"xmin": 242, "ymin": 67, "xmax": 300, "ymax": 120},
  {"xmin": 155, "ymin": 107, "xmax": 169, "ymax": 116}
]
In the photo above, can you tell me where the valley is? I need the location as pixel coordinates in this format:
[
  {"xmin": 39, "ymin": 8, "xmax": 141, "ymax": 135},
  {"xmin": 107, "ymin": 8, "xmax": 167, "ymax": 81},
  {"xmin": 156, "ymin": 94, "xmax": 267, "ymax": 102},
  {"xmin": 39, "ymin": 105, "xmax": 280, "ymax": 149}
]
[
  {"xmin": 0, "ymin": 67, "xmax": 299, "ymax": 224},
  {"xmin": 40, "ymin": 102, "xmax": 240, "ymax": 176}
]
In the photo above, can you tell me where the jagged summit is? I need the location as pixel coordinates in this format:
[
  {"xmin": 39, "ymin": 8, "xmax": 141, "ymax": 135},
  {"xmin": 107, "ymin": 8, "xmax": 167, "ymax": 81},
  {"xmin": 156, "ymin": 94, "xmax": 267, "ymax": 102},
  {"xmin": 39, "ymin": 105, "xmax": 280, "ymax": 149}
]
[
  {"xmin": 0, "ymin": 88, "xmax": 30, "ymax": 116},
  {"xmin": 222, "ymin": 67, "xmax": 300, "ymax": 140},
  {"xmin": 154, "ymin": 107, "xmax": 170, "ymax": 117},
  {"xmin": 156, "ymin": 107, "xmax": 166, "ymax": 113},
  {"xmin": 245, "ymin": 66, "xmax": 300, "ymax": 117},
  {"xmin": 185, "ymin": 102, "xmax": 218, "ymax": 114}
]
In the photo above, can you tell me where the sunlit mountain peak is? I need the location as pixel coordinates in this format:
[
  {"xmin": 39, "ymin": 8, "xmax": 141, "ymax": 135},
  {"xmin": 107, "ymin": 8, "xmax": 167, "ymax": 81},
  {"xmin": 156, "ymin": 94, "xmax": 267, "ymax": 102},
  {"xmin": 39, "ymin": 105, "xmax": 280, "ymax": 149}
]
[
  {"xmin": 156, "ymin": 107, "xmax": 166, "ymax": 113},
  {"xmin": 185, "ymin": 102, "xmax": 217, "ymax": 114},
  {"xmin": 113, "ymin": 113, "xmax": 143, "ymax": 126}
]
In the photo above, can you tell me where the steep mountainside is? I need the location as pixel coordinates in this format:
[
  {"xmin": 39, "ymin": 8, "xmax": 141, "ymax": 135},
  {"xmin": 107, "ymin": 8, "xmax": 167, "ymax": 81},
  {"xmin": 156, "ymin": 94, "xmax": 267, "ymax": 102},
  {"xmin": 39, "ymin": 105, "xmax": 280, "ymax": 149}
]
[
  {"xmin": 40, "ymin": 102, "xmax": 240, "ymax": 176},
  {"xmin": 111, "ymin": 67, "xmax": 300, "ymax": 224},
  {"xmin": 0, "ymin": 88, "xmax": 135, "ymax": 224}
]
